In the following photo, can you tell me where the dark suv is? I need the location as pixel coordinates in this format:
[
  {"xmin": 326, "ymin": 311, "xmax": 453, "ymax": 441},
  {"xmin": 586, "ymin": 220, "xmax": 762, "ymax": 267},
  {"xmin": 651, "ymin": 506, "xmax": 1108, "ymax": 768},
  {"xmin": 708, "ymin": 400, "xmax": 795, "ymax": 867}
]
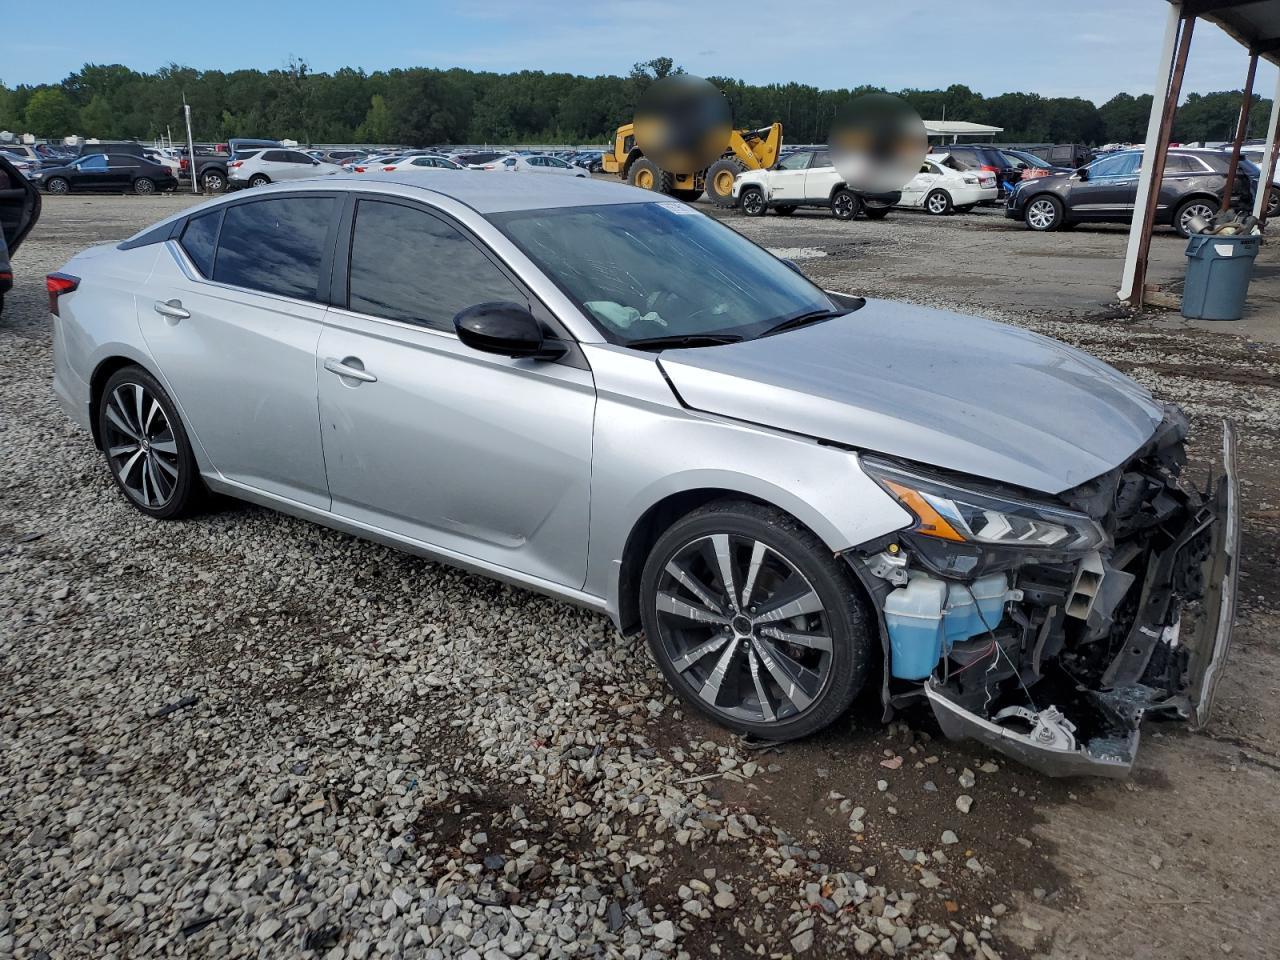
[
  {"xmin": 934, "ymin": 144, "xmax": 1018, "ymax": 198},
  {"xmin": 1005, "ymin": 148, "xmax": 1257, "ymax": 237}
]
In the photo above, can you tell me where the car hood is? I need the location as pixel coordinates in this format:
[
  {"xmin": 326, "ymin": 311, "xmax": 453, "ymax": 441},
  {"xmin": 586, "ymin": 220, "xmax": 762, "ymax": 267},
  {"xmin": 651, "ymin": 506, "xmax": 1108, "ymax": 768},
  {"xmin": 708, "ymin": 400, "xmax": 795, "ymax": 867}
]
[{"xmin": 656, "ymin": 299, "xmax": 1164, "ymax": 494}]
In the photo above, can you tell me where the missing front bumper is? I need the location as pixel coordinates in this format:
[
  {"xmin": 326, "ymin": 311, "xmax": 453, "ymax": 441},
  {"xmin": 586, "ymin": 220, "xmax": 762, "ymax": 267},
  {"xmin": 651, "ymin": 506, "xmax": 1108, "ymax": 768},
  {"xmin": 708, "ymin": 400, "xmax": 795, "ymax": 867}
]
[{"xmin": 923, "ymin": 422, "xmax": 1239, "ymax": 777}]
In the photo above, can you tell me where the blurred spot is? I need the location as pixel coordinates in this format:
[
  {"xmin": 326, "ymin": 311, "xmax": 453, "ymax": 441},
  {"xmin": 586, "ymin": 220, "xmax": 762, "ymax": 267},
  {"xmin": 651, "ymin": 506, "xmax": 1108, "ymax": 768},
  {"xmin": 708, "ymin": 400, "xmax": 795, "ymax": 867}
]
[
  {"xmin": 635, "ymin": 76, "xmax": 732, "ymax": 175},
  {"xmin": 829, "ymin": 94, "xmax": 927, "ymax": 194}
]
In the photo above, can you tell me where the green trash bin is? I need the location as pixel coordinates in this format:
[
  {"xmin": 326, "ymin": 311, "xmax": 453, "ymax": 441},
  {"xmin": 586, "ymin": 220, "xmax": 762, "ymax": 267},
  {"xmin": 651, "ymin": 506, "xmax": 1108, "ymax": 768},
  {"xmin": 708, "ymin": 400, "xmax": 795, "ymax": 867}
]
[{"xmin": 1182, "ymin": 233, "xmax": 1260, "ymax": 321}]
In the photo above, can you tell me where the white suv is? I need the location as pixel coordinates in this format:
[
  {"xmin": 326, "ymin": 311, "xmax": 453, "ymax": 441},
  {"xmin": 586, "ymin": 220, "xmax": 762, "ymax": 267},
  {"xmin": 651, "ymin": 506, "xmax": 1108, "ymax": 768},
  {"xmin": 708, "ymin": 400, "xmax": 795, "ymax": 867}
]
[
  {"xmin": 228, "ymin": 148, "xmax": 342, "ymax": 188},
  {"xmin": 731, "ymin": 149, "xmax": 901, "ymax": 221}
]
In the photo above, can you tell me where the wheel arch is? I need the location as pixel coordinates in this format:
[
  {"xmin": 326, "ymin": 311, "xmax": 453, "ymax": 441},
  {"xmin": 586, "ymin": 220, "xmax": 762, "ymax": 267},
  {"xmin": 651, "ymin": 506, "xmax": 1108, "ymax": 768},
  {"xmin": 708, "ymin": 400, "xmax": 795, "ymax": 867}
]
[
  {"xmin": 613, "ymin": 483, "xmax": 861, "ymax": 636},
  {"xmin": 88, "ymin": 352, "xmax": 163, "ymax": 449},
  {"xmin": 1170, "ymin": 191, "xmax": 1221, "ymax": 225}
]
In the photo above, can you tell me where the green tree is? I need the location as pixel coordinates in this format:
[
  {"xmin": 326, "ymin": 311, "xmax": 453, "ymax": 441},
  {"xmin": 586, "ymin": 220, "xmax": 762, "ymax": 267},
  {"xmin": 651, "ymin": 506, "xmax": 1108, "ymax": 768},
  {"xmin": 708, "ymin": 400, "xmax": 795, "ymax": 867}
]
[
  {"xmin": 356, "ymin": 94, "xmax": 394, "ymax": 143},
  {"xmin": 24, "ymin": 88, "xmax": 78, "ymax": 137}
]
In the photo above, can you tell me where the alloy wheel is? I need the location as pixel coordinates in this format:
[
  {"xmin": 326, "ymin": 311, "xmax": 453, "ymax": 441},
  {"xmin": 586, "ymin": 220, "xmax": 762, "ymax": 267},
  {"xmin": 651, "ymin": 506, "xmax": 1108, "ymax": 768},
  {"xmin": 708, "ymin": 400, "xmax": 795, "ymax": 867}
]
[
  {"xmin": 1027, "ymin": 198, "xmax": 1057, "ymax": 229},
  {"xmin": 102, "ymin": 382, "xmax": 181, "ymax": 509},
  {"xmin": 48, "ymin": 178, "xmax": 69, "ymax": 195},
  {"xmin": 652, "ymin": 534, "xmax": 833, "ymax": 724},
  {"xmin": 203, "ymin": 173, "xmax": 224, "ymax": 192},
  {"xmin": 1180, "ymin": 201, "xmax": 1215, "ymax": 235},
  {"xmin": 926, "ymin": 191, "xmax": 949, "ymax": 214},
  {"xmin": 742, "ymin": 191, "xmax": 764, "ymax": 215}
]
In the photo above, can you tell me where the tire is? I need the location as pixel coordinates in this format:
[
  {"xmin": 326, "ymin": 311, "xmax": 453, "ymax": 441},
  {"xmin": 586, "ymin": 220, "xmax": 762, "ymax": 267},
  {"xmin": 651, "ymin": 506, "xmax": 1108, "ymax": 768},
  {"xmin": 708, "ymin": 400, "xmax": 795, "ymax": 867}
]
[
  {"xmin": 831, "ymin": 188, "xmax": 861, "ymax": 221},
  {"xmin": 706, "ymin": 158, "xmax": 745, "ymax": 207},
  {"xmin": 97, "ymin": 366, "xmax": 202, "ymax": 520},
  {"xmin": 740, "ymin": 187, "xmax": 767, "ymax": 217},
  {"xmin": 774, "ymin": 205, "xmax": 797, "ymax": 216},
  {"xmin": 1024, "ymin": 194, "xmax": 1063, "ymax": 231},
  {"xmin": 247, "ymin": 174, "xmax": 271, "ymax": 188},
  {"xmin": 627, "ymin": 158, "xmax": 669, "ymax": 193},
  {"xmin": 46, "ymin": 177, "xmax": 70, "ymax": 195},
  {"xmin": 639, "ymin": 499, "xmax": 873, "ymax": 741},
  {"xmin": 671, "ymin": 188, "xmax": 702, "ymax": 202},
  {"xmin": 1174, "ymin": 197, "xmax": 1217, "ymax": 238},
  {"xmin": 133, "ymin": 178, "xmax": 156, "ymax": 196},
  {"xmin": 200, "ymin": 170, "xmax": 226, "ymax": 193},
  {"xmin": 924, "ymin": 189, "xmax": 953, "ymax": 215},
  {"xmin": 862, "ymin": 206, "xmax": 891, "ymax": 220}
]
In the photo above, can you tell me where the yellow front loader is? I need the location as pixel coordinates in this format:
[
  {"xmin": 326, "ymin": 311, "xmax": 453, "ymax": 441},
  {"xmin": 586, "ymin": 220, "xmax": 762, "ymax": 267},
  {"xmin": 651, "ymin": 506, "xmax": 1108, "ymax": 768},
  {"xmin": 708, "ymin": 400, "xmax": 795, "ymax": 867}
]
[{"xmin": 601, "ymin": 121, "xmax": 783, "ymax": 205}]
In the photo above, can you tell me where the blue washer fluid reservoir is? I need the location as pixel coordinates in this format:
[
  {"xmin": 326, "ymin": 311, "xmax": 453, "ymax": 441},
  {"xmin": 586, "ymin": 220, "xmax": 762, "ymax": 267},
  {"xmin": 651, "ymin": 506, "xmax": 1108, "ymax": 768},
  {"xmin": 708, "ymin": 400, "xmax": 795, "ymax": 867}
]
[{"xmin": 883, "ymin": 573, "xmax": 948, "ymax": 680}]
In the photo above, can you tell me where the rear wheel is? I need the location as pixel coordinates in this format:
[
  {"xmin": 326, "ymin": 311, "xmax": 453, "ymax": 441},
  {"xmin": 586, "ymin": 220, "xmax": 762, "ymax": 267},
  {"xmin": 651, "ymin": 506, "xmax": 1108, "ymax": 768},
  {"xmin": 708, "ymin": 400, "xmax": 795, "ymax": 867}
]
[
  {"xmin": 1174, "ymin": 197, "xmax": 1217, "ymax": 238},
  {"xmin": 639, "ymin": 500, "xmax": 873, "ymax": 741},
  {"xmin": 46, "ymin": 177, "xmax": 69, "ymax": 195},
  {"xmin": 1024, "ymin": 195, "xmax": 1063, "ymax": 231},
  {"xmin": 924, "ymin": 189, "xmax": 953, "ymax": 215},
  {"xmin": 627, "ymin": 158, "xmax": 669, "ymax": 193},
  {"xmin": 133, "ymin": 178, "xmax": 156, "ymax": 195},
  {"xmin": 97, "ymin": 366, "xmax": 202, "ymax": 520},
  {"xmin": 247, "ymin": 173, "xmax": 271, "ymax": 188},
  {"xmin": 740, "ymin": 187, "xmax": 767, "ymax": 216},
  {"xmin": 706, "ymin": 158, "xmax": 745, "ymax": 207},
  {"xmin": 200, "ymin": 170, "xmax": 226, "ymax": 193},
  {"xmin": 831, "ymin": 189, "xmax": 861, "ymax": 221}
]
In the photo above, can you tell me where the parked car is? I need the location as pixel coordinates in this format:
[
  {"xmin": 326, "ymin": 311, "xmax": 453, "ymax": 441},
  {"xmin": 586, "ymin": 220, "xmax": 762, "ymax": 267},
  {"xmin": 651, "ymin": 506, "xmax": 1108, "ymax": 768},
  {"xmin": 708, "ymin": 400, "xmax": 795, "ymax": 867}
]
[
  {"xmin": 35, "ymin": 153, "xmax": 178, "ymax": 195},
  {"xmin": 1239, "ymin": 145, "xmax": 1280, "ymax": 216},
  {"xmin": 573, "ymin": 151, "xmax": 605, "ymax": 173},
  {"xmin": 0, "ymin": 153, "xmax": 41, "ymax": 315},
  {"xmin": 487, "ymin": 154, "xmax": 589, "ymax": 177},
  {"xmin": 454, "ymin": 151, "xmax": 509, "ymax": 170},
  {"xmin": 932, "ymin": 144, "xmax": 1019, "ymax": 198},
  {"xmin": 46, "ymin": 173, "xmax": 1237, "ymax": 776},
  {"xmin": 176, "ymin": 149, "xmax": 233, "ymax": 194},
  {"xmin": 898, "ymin": 153, "xmax": 997, "ymax": 214},
  {"xmin": 378, "ymin": 155, "xmax": 464, "ymax": 172},
  {"xmin": 0, "ymin": 150, "xmax": 41, "ymax": 179},
  {"xmin": 732, "ymin": 147, "xmax": 901, "ymax": 220},
  {"xmin": 1006, "ymin": 147, "xmax": 1257, "ymax": 237},
  {"xmin": 997, "ymin": 148, "xmax": 1072, "ymax": 182},
  {"xmin": 228, "ymin": 149, "xmax": 343, "ymax": 188}
]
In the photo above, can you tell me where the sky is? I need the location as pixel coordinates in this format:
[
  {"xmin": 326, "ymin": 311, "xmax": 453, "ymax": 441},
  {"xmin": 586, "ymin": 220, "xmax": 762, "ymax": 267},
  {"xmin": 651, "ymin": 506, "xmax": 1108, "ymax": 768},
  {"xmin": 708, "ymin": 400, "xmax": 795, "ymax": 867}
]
[{"xmin": 3, "ymin": 0, "xmax": 1278, "ymax": 105}]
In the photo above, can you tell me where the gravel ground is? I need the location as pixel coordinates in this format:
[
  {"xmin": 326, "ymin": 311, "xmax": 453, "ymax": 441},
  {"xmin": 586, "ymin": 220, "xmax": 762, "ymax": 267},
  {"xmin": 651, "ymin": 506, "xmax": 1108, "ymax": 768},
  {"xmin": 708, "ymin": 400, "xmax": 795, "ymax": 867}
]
[{"xmin": 2, "ymin": 192, "xmax": 1279, "ymax": 960}]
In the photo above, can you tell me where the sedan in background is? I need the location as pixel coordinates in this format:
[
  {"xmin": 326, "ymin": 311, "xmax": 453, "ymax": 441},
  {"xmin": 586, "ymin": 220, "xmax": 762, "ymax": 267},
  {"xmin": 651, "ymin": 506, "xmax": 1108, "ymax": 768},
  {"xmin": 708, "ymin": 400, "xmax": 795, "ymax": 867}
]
[
  {"xmin": 378, "ymin": 155, "xmax": 464, "ymax": 172},
  {"xmin": 487, "ymin": 155, "xmax": 588, "ymax": 177},
  {"xmin": 0, "ymin": 150, "xmax": 41, "ymax": 179},
  {"xmin": 897, "ymin": 154, "xmax": 996, "ymax": 214},
  {"xmin": 228, "ymin": 149, "xmax": 343, "ymax": 188},
  {"xmin": 1006, "ymin": 147, "xmax": 1257, "ymax": 237},
  {"xmin": 454, "ymin": 151, "xmax": 509, "ymax": 170},
  {"xmin": 35, "ymin": 153, "xmax": 178, "ymax": 195}
]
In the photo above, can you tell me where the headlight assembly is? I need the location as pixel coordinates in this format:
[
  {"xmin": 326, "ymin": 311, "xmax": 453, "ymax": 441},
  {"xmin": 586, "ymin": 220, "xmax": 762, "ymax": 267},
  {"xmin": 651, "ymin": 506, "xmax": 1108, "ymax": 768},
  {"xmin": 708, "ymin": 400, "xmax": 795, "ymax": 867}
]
[{"xmin": 863, "ymin": 459, "xmax": 1105, "ymax": 554}]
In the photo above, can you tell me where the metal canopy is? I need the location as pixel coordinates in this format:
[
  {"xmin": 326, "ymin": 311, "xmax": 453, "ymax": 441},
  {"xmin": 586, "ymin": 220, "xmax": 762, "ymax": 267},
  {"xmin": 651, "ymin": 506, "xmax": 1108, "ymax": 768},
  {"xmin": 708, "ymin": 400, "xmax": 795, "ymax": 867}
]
[{"xmin": 1174, "ymin": 0, "xmax": 1280, "ymax": 64}]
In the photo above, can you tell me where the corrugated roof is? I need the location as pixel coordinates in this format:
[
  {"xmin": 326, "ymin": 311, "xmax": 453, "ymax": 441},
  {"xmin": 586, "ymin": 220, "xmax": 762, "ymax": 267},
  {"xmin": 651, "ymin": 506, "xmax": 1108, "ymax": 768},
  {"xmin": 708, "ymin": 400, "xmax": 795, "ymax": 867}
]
[{"xmin": 1174, "ymin": 0, "xmax": 1280, "ymax": 66}]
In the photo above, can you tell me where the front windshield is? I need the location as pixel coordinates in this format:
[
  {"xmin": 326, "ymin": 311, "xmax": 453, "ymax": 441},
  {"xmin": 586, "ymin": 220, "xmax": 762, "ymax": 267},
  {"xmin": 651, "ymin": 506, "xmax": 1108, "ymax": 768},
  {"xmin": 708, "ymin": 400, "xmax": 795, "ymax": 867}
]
[{"xmin": 488, "ymin": 202, "xmax": 836, "ymax": 345}]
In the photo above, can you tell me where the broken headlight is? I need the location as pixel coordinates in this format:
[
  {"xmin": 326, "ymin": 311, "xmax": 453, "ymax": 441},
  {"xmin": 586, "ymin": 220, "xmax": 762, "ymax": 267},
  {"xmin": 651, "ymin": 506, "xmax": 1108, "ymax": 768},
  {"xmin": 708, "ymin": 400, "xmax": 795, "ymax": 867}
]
[{"xmin": 864, "ymin": 459, "xmax": 1105, "ymax": 554}]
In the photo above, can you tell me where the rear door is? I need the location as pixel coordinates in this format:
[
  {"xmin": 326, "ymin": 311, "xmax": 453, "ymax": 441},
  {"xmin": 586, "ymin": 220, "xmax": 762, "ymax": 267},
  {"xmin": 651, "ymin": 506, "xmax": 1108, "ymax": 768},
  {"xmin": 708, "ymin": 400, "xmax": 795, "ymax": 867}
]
[
  {"xmin": 139, "ymin": 192, "xmax": 339, "ymax": 508},
  {"xmin": 802, "ymin": 150, "xmax": 838, "ymax": 200},
  {"xmin": 315, "ymin": 195, "xmax": 595, "ymax": 588},
  {"xmin": 106, "ymin": 155, "xmax": 138, "ymax": 191}
]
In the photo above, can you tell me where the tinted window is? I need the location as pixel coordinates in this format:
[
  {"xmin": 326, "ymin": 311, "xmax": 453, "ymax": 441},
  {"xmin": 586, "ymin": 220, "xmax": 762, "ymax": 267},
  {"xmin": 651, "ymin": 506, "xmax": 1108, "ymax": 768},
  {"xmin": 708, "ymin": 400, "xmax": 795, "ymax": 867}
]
[
  {"xmin": 1165, "ymin": 155, "xmax": 1199, "ymax": 174},
  {"xmin": 78, "ymin": 155, "xmax": 107, "ymax": 171},
  {"xmin": 284, "ymin": 151, "xmax": 314, "ymax": 164},
  {"xmin": 348, "ymin": 200, "xmax": 523, "ymax": 332},
  {"xmin": 108, "ymin": 155, "xmax": 138, "ymax": 168},
  {"xmin": 812, "ymin": 151, "xmax": 831, "ymax": 168},
  {"xmin": 261, "ymin": 150, "xmax": 287, "ymax": 163},
  {"xmin": 180, "ymin": 209, "xmax": 222, "ymax": 277},
  {"xmin": 1089, "ymin": 153, "xmax": 1138, "ymax": 178},
  {"xmin": 214, "ymin": 197, "xmax": 336, "ymax": 300}
]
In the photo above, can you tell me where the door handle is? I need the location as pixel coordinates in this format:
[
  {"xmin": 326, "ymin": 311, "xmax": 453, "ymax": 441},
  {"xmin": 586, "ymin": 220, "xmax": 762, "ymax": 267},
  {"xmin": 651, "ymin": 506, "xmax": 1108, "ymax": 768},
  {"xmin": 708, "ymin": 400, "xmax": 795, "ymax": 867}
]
[
  {"xmin": 153, "ymin": 299, "xmax": 190, "ymax": 320},
  {"xmin": 323, "ymin": 357, "xmax": 377, "ymax": 383}
]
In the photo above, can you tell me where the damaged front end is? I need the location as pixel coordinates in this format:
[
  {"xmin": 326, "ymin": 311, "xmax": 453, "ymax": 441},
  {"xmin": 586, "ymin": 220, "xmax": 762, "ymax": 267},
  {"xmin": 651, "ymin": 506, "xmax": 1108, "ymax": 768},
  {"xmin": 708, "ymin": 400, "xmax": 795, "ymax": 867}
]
[{"xmin": 849, "ymin": 409, "xmax": 1239, "ymax": 777}]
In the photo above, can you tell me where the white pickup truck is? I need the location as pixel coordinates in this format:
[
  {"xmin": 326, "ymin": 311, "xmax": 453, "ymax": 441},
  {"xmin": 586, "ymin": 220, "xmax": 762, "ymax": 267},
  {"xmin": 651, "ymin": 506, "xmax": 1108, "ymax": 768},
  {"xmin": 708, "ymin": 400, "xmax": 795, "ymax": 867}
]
[{"xmin": 731, "ymin": 148, "xmax": 901, "ymax": 220}]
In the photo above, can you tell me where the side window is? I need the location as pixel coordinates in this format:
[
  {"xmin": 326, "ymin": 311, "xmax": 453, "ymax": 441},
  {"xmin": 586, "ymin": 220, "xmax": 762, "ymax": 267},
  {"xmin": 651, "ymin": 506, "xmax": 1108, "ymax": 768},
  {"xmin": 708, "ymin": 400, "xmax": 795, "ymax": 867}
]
[
  {"xmin": 79, "ymin": 155, "xmax": 107, "ymax": 171},
  {"xmin": 547, "ymin": 157, "xmax": 569, "ymax": 168},
  {"xmin": 347, "ymin": 200, "xmax": 524, "ymax": 332},
  {"xmin": 1165, "ymin": 155, "xmax": 1203, "ymax": 175},
  {"xmin": 285, "ymin": 151, "xmax": 313, "ymax": 164},
  {"xmin": 1090, "ymin": 154, "xmax": 1138, "ymax": 178},
  {"xmin": 108, "ymin": 154, "xmax": 136, "ymax": 168},
  {"xmin": 213, "ymin": 196, "xmax": 336, "ymax": 300},
  {"xmin": 260, "ymin": 150, "xmax": 286, "ymax": 163},
  {"xmin": 811, "ymin": 151, "xmax": 831, "ymax": 168},
  {"xmin": 180, "ymin": 209, "xmax": 222, "ymax": 277},
  {"xmin": 777, "ymin": 152, "xmax": 810, "ymax": 171}
]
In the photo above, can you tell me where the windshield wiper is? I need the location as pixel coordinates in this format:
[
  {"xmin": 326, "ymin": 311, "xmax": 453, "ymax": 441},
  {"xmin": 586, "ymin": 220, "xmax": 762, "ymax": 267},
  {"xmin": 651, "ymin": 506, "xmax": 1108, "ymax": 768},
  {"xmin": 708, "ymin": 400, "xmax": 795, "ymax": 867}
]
[
  {"xmin": 761, "ymin": 308, "xmax": 848, "ymax": 337},
  {"xmin": 626, "ymin": 333, "xmax": 744, "ymax": 352}
]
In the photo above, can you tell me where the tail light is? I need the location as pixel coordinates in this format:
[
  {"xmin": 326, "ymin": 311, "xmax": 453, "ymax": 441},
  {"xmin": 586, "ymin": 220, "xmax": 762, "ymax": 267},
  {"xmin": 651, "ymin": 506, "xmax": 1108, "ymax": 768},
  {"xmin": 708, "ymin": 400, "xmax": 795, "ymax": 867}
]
[
  {"xmin": 180, "ymin": 158, "xmax": 189, "ymax": 171},
  {"xmin": 47, "ymin": 273, "xmax": 80, "ymax": 316},
  {"xmin": 229, "ymin": 160, "xmax": 243, "ymax": 169},
  {"xmin": 980, "ymin": 165, "xmax": 998, "ymax": 174},
  {"xmin": 354, "ymin": 166, "xmax": 367, "ymax": 173},
  {"xmin": 382, "ymin": 166, "xmax": 396, "ymax": 172}
]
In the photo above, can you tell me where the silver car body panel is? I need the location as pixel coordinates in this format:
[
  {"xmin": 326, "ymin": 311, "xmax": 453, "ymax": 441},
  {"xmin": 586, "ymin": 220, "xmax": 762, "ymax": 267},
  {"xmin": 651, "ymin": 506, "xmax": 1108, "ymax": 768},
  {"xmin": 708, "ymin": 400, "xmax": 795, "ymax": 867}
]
[{"xmin": 658, "ymin": 299, "xmax": 1166, "ymax": 495}]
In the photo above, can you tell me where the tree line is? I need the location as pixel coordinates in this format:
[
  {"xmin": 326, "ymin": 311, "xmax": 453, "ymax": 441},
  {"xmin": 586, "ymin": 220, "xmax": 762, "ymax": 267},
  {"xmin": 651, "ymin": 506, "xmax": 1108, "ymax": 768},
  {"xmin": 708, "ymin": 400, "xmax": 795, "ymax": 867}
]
[{"xmin": 0, "ymin": 57, "xmax": 1272, "ymax": 148}]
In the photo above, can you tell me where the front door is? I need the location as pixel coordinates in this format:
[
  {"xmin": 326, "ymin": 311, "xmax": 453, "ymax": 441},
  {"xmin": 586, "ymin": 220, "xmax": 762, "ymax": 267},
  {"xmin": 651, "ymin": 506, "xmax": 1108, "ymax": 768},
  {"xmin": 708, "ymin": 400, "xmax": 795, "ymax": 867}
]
[
  {"xmin": 70, "ymin": 155, "xmax": 111, "ymax": 191},
  {"xmin": 1071, "ymin": 152, "xmax": 1140, "ymax": 219},
  {"xmin": 901, "ymin": 161, "xmax": 940, "ymax": 207},
  {"xmin": 316, "ymin": 197, "xmax": 595, "ymax": 589},
  {"xmin": 769, "ymin": 152, "xmax": 812, "ymax": 202},
  {"xmin": 138, "ymin": 193, "xmax": 339, "ymax": 508}
]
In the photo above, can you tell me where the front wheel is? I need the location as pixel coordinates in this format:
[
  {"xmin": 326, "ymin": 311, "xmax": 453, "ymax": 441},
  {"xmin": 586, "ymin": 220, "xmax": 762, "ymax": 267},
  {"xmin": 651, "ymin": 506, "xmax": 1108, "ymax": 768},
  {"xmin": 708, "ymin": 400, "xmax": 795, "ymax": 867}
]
[
  {"xmin": 740, "ymin": 187, "xmax": 766, "ymax": 217},
  {"xmin": 639, "ymin": 500, "xmax": 873, "ymax": 741},
  {"xmin": 97, "ymin": 366, "xmax": 202, "ymax": 520},
  {"xmin": 831, "ymin": 188, "xmax": 861, "ymax": 221},
  {"xmin": 924, "ymin": 189, "xmax": 952, "ymax": 215},
  {"xmin": 1024, "ymin": 195, "xmax": 1063, "ymax": 231}
]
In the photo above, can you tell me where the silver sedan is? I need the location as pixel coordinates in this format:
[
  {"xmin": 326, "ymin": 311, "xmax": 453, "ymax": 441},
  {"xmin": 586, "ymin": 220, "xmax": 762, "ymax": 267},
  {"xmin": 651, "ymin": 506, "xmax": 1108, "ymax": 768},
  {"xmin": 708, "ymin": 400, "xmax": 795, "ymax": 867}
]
[{"xmin": 48, "ymin": 172, "xmax": 1237, "ymax": 774}]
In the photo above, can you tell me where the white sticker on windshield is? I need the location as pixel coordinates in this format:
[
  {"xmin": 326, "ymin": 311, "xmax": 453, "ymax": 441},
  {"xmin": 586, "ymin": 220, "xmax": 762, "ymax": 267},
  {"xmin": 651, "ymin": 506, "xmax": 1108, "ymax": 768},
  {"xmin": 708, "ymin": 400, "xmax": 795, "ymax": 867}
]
[{"xmin": 658, "ymin": 201, "xmax": 699, "ymax": 215}]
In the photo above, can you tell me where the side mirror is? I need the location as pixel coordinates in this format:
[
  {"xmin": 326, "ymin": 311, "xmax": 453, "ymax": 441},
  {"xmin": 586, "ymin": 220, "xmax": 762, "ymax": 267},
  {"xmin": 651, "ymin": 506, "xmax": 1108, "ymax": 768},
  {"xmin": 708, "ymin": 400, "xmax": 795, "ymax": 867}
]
[
  {"xmin": 1074, "ymin": 166, "xmax": 1089, "ymax": 181},
  {"xmin": 454, "ymin": 302, "xmax": 565, "ymax": 360}
]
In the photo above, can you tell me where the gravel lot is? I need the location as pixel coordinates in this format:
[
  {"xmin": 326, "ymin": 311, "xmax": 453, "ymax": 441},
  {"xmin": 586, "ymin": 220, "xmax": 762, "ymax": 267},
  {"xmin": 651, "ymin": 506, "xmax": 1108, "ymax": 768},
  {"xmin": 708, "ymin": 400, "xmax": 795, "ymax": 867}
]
[{"xmin": 2, "ymin": 191, "xmax": 1279, "ymax": 960}]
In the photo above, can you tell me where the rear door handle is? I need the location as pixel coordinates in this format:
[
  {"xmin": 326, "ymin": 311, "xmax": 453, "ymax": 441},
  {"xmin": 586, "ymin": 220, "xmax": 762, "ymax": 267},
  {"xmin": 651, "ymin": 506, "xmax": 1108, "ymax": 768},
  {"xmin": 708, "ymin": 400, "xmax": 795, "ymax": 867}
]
[
  {"xmin": 153, "ymin": 299, "xmax": 190, "ymax": 320},
  {"xmin": 323, "ymin": 357, "xmax": 377, "ymax": 383}
]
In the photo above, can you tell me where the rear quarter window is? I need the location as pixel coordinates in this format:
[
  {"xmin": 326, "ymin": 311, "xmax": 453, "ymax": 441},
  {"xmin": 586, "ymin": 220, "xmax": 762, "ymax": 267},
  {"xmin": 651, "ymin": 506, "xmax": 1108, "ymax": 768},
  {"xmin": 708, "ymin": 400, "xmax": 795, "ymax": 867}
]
[{"xmin": 180, "ymin": 209, "xmax": 222, "ymax": 277}]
